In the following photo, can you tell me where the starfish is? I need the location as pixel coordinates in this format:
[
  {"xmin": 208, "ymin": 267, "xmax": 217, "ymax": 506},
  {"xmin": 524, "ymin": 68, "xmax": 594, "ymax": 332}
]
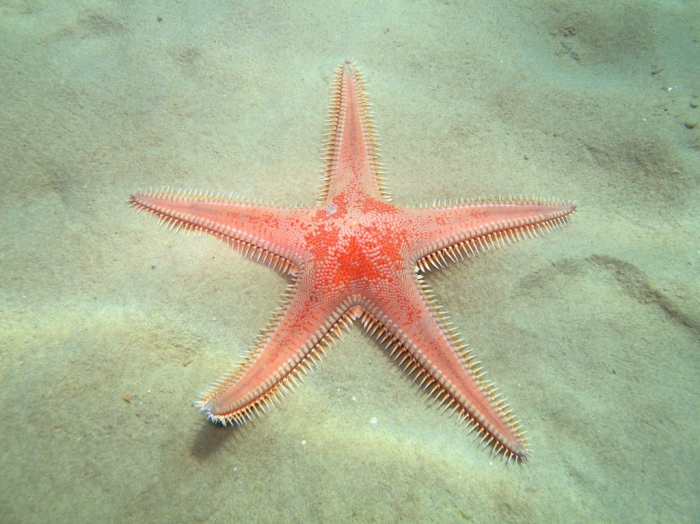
[{"xmin": 131, "ymin": 60, "xmax": 575, "ymax": 462}]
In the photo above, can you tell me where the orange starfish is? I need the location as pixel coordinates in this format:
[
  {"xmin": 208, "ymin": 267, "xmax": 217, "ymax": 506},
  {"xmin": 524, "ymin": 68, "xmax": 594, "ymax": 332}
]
[{"xmin": 131, "ymin": 60, "xmax": 575, "ymax": 462}]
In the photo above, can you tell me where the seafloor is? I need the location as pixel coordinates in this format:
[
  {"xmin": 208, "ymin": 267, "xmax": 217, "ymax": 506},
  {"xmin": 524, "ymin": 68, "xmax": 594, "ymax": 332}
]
[{"xmin": 1, "ymin": 1, "xmax": 698, "ymax": 522}]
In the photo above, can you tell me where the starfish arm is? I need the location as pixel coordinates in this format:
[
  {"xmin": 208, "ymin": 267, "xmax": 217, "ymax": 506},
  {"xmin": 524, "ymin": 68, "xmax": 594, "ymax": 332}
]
[
  {"xmin": 321, "ymin": 61, "xmax": 388, "ymax": 206},
  {"xmin": 407, "ymin": 199, "xmax": 576, "ymax": 272},
  {"xmin": 358, "ymin": 274, "xmax": 529, "ymax": 461},
  {"xmin": 131, "ymin": 189, "xmax": 316, "ymax": 274},
  {"xmin": 197, "ymin": 267, "xmax": 357, "ymax": 425}
]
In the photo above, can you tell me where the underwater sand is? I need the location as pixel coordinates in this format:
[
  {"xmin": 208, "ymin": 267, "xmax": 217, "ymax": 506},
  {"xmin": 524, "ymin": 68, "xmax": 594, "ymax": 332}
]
[{"xmin": 1, "ymin": 1, "xmax": 698, "ymax": 522}]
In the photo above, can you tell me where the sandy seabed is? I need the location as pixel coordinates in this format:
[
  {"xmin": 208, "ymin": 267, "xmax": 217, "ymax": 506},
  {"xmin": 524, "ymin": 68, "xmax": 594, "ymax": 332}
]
[{"xmin": 1, "ymin": 1, "xmax": 698, "ymax": 522}]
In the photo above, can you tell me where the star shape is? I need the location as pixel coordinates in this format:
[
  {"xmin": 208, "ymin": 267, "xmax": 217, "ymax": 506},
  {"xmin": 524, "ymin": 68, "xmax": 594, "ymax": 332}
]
[{"xmin": 132, "ymin": 60, "xmax": 575, "ymax": 462}]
